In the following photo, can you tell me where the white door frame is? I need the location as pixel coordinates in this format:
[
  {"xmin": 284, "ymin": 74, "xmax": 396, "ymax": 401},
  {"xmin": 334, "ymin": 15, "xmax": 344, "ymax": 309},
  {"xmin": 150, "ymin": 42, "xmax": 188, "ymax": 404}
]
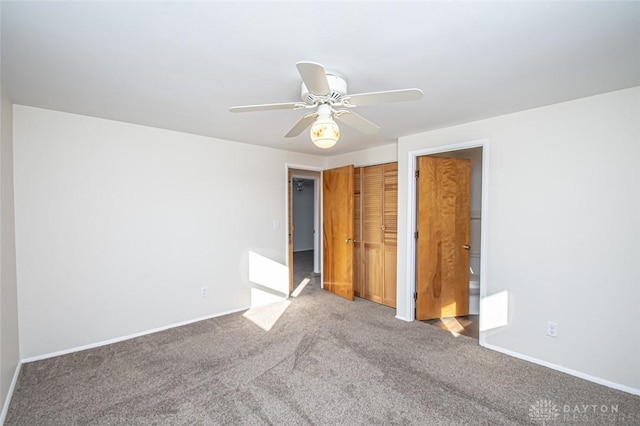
[{"xmin": 405, "ymin": 139, "xmax": 489, "ymax": 344}]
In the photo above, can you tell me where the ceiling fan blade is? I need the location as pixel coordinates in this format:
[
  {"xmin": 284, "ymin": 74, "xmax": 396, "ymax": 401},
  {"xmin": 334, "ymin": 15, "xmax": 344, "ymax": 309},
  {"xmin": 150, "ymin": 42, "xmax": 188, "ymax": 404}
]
[
  {"xmin": 334, "ymin": 110, "xmax": 380, "ymax": 135},
  {"xmin": 346, "ymin": 88, "xmax": 423, "ymax": 107},
  {"xmin": 285, "ymin": 112, "xmax": 318, "ymax": 138},
  {"xmin": 229, "ymin": 101, "xmax": 304, "ymax": 113},
  {"xmin": 296, "ymin": 62, "xmax": 331, "ymax": 96}
]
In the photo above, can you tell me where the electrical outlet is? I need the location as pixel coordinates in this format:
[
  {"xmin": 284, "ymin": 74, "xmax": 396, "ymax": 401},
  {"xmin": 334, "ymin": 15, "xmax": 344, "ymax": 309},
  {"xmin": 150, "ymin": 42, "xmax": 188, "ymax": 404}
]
[
  {"xmin": 547, "ymin": 321, "xmax": 558, "ymax": 338},
  {"xmin": 201, "ymin": 287, "xmax": 208, "ymax": 298}
]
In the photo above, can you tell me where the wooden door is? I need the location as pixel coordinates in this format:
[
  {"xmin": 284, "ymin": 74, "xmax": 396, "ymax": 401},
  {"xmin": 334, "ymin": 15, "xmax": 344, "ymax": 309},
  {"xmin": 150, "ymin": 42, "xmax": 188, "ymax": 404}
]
[
  {"xmin": 353, "ymin": 163, "xmax": 398, "ymax": 308},
  {"xmin": 416, "ymin": 156, "xmax": 471, "ymax": 320},
  {"xmin": 323, "ymin": 165, "xmax": 354, "ymax": 300},
  {"xmin": 288, "ymin": 170, "xmax": 294, "ymax": 293},
  {"xmin": 354, "ymin": 168, "xmax": 363, "ymax": 298},
  {"xmin": 362, "ymin": 165, "xmax": 384, "ymax": 304},
  {"xmin": 382, "ymin": 163, "xmax": 398, "ymax": 308}
]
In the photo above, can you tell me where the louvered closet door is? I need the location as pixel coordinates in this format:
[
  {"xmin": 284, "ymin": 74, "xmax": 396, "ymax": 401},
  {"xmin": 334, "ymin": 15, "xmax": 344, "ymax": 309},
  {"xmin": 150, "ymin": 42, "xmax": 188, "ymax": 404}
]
[
  {"xmin": 383, "ymin": 163, "xmax": 398, "ymax": 308},
  {"xmin": 362, "ymin": 165, "xmax": 384, "ymax": 304}
]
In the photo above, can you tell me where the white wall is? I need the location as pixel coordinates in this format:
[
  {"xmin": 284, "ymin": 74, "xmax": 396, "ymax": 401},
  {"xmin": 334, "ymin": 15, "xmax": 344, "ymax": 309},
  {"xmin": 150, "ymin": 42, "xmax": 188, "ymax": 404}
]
[
  {"xmin": 292, "ymin": 179, "xmax": 314, "ymax": 252},
  {"xmin": 397, "ymin": 86, "xmax": 640, "ymax": 392},
  {"xmin": 0, "ymin": 85, "xmax": 20, "ymax": 420},
  {"xmin": 326, "ymin": 142, "xmax": 397, "ymax": 169},
  {"xmin": 13, "ymin": 106, "xmax": 325, "ymax": 359}
]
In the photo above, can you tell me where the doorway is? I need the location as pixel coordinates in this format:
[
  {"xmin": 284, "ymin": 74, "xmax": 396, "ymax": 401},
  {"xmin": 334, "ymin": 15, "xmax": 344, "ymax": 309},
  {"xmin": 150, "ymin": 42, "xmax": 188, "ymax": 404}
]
[
  {"xmin": 287, "ymin": 168, "xmax": 321, "ymax": 294},
  {"xmin": 292, "ymin": 177, "xmax": 316, "ymax": 289},
  {"xmin": 411, "ymin": 144, "xmax": 485, "ymax": 340}
]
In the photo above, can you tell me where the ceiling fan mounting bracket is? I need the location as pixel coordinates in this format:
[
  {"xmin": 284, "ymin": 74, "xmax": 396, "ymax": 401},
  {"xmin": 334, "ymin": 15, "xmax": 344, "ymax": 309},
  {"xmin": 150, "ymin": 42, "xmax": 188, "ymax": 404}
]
[{"xmin": 301, "ymin": 73, "xmax": 347, "ymax": 105}]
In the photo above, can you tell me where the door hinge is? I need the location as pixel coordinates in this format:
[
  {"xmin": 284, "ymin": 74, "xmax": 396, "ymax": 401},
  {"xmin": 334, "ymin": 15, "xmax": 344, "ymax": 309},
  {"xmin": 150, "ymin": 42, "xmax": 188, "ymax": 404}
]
[
  {"xmin": 414, "ymin": 292, "xmax": 418, "ymax": 301},
  {"xmin": 414, "ymin": 231, "xmax": 418, "ymax": 239},
  {"xmin": 415, "ymin": 170, "xmax": 419, "ymax": 178}
]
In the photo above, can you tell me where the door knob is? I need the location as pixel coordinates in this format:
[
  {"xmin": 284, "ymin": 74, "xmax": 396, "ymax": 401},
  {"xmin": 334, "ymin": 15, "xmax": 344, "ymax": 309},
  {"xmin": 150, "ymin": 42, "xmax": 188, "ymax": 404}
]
[
  {"xmin": 463, "ymin": 245, "xmax": 470, "ymax": 250},
  {"xmin": 345, "ymin": 239, "xmax": 353, "ymax": 244}
]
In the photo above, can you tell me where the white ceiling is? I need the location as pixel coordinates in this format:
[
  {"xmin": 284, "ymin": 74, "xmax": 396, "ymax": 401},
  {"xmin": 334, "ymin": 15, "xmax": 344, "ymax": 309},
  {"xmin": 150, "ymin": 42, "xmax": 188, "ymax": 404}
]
[{"xmin": 2, "ymin": 1, "xmax": 639, "ymax": 156}]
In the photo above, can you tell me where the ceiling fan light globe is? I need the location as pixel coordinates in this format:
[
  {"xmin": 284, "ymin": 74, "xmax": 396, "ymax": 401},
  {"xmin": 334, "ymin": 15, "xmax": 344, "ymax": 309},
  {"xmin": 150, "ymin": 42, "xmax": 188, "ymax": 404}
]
[
  {"xmin": 313, "ymin": 138, "xmax": 338, "ymax": 149},
  {"xmin": 310, "ymin": 117, "xmax": 340, "ymax": 149}
]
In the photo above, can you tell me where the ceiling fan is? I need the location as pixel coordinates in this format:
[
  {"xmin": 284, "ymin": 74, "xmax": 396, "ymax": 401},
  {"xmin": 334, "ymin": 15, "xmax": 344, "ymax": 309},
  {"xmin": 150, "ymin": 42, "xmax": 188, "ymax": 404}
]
[{"xmin": 229, "ymin": 62, "xmax": 423, "ymax": 149}]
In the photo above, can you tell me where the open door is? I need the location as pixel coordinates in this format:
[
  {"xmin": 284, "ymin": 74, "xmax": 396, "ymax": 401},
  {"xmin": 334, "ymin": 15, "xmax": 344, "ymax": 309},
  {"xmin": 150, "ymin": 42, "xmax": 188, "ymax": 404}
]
[
  {"xmin": 323, "ymin": 165, "xmax": 354, "ymax": 300},
  {"xmin": 416, "ymin": 156, "xmax": 471, "ymax": 320}
]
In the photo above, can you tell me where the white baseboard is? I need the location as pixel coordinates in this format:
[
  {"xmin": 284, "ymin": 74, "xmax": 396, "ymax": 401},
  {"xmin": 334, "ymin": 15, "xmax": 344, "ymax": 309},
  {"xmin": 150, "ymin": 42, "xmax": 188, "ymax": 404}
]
[
  {"xmin": 21, "ymin": 306, "xmax": 250, "ymax": 364},
  {"xmin": 0, "ymin": 360, "xmax": 22, "ymax": 425},
  {"xmin": 395, "ymin": 314, "xmax": 413, "ymax": 322},
  {"xmin": 482, "ymin": 342, "xmax": 640, "ymax": 396}
]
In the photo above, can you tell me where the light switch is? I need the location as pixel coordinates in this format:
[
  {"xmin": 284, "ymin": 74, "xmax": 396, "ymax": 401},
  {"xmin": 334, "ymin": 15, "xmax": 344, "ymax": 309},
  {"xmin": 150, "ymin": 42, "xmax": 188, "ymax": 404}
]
[{"xmin": 273, "ymin": 220, "xmax": 280, "ymax": 230}]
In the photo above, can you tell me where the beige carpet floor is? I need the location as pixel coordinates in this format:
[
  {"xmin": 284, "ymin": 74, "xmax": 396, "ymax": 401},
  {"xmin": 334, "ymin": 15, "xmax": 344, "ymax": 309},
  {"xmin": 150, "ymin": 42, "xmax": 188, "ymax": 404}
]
[{"xmin": 6, "ymin": 276, "xmax": 640, "ymax": 425}]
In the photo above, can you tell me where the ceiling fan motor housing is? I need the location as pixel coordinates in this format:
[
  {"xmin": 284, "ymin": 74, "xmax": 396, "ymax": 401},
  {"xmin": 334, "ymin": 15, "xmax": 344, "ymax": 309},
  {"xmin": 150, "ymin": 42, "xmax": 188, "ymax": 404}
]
[{"xmin": 301, "ymin": 74, "xmax": 347, "ymax": 105}]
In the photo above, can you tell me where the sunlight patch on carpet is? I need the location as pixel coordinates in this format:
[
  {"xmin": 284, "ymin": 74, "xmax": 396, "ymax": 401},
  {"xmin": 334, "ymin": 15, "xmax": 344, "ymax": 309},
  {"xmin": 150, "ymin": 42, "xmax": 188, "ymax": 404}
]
[
  {"xmin": 250, "ymin": 286, "xmax": 287, "ymax": 307},
  {"xmin": 243, "ymin": 299, "xmax": 291, "ymax": 331},
  {"xmin": 291, "ymin": 278, "xmax": 310, "ymax": 297},
  {"xmin": 439, "ymin": 317, "xmax": 464, "ymax": 337}
]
